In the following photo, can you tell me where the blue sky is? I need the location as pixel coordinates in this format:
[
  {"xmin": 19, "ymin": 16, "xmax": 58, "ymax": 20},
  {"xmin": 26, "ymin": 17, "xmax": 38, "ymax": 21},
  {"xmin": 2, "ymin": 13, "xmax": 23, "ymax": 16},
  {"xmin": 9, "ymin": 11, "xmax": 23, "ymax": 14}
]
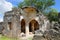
[
  {"xmin": 6, "ymin": 0, "xmax": 23, "ymax": 7},
  {"xmin": 6, "ymin": 0, "xmax": 60, "ymax": 12},
  {"xmin": 0, "ymin": 0, "xmax": 60, "ymax": 22},
  {"xmin": 52, "ymin": 0, "xmax": 60, "ymax": 12}
]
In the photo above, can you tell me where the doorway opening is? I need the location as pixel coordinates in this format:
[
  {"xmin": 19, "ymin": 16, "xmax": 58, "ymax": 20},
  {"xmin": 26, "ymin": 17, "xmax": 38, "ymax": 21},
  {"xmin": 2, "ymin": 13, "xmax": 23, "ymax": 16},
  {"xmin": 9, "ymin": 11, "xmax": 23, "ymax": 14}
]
[
  {"xmin": 29, "ymin": 19, "xmax": 39, "ymax": 34},
  {"xmin": 8, "ymin": 22, "xmax": 12, "ymax": 30},
  {"xmin": 21, "ymin": 19, "xmax": 26, "ymax": 33}
]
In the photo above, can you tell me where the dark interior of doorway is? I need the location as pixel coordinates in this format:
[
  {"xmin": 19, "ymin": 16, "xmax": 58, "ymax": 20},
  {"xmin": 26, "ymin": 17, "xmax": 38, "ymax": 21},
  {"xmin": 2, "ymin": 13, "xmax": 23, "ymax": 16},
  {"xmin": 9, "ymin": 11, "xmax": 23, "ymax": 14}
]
[
  {"xmin": 21, "ymin": 19, "xmax": 25, "ymax": 33},
  {"xmin": 29, "ymin": 20, "xmax": 39, "ymax": 33}
]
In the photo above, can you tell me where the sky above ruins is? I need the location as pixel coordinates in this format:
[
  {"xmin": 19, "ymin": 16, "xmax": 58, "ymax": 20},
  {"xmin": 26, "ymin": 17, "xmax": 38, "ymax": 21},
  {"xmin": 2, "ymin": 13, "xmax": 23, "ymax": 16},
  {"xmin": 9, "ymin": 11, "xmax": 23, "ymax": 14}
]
[{"xmin": 0, "ymin": 0, "xmax": 60, "ymax": 22}]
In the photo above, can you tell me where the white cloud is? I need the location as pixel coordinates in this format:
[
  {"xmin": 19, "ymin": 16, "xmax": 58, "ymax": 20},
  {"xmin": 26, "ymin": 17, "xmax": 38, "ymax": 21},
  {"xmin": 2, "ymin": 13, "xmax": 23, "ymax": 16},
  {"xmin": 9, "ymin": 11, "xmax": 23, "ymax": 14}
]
[
  {"xmin": 0, "ymin": 0, "xmax": 13, "ymax": 13},
  {"xmin": 0, "ymin": 18, "xmax": 3, "ymax": 22},
  {"xmin": 0, "ymin": 0, "xmax": 13, "ymax": 22}
]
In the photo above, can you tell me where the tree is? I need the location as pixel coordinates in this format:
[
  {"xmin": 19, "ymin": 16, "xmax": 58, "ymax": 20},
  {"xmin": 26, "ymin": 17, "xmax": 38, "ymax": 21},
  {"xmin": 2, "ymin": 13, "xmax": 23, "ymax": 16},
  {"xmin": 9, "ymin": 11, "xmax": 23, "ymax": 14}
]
[
  {"xmin": 18, "ymin": 0, "xmax": 59, "ymax": 22},
  {"xmin": 47, "ymin": 8, "xmax": 58, "ymax": 22},
  {"xmin": 18, "ymin": 0, "xmax": 55, "ymax": 12}
]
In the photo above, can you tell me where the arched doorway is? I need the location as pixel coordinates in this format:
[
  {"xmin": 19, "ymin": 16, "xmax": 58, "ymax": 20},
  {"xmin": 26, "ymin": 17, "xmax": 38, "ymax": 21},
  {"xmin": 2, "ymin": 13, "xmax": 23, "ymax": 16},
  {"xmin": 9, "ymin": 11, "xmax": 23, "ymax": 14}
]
[
  {"xmin": 29, "ymin": 19, "xmax": 39, "ymax": 33},
  {"xmin": 21, "ymin": 19, "xmax": 26, "ymax": 33}
]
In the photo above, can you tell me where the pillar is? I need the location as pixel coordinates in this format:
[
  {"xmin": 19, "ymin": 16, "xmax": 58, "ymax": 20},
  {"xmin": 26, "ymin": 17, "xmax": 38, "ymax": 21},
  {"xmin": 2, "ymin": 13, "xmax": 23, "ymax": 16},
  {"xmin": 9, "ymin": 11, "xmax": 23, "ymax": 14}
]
[{"xmin": 26, "ymin": 23, "xmax": 29, "ymax": 36}]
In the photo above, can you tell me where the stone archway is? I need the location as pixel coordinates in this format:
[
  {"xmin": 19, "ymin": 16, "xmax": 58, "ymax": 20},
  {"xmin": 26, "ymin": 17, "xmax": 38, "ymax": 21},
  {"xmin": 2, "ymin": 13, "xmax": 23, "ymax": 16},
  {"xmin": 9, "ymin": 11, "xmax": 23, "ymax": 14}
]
[
  {"xmin": 29, "ymin": 19, "xmax": 39, "ymax": 34},
  {"xmin": 21, "ymin": 19, "xmax": 26, "ymax": 33}
]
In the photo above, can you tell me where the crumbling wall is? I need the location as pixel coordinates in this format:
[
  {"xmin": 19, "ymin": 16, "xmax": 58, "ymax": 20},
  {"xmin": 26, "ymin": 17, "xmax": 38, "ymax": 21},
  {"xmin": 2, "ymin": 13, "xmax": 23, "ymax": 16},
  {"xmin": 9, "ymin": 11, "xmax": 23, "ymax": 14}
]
[
  {"xmin": 0, "ymin": 22, "xmax": 4, "ymax": 34},
  {"xmin": 3, "ymin": 8, "xmax": 21, "ymax": 38}
]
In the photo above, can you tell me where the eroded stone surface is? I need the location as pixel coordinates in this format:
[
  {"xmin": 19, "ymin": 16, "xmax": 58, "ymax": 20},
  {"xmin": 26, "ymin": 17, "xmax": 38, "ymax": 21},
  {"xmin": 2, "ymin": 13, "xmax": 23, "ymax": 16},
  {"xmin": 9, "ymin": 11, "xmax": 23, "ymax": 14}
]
[
  {"xmin": 1, "ymin": 6, "xmax": 50, "ymax": 38},
  {"xmin": 32, "ymin": 22, "xmax": 60, "ymax": 40}
]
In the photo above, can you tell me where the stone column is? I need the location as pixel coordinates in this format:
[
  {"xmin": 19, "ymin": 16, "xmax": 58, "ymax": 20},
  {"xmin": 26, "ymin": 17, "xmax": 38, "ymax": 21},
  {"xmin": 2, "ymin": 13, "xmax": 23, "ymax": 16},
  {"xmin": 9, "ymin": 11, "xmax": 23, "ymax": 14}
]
[{"xmin": 26, "ymin": 23, "xmax": 29, "ymax": 36}]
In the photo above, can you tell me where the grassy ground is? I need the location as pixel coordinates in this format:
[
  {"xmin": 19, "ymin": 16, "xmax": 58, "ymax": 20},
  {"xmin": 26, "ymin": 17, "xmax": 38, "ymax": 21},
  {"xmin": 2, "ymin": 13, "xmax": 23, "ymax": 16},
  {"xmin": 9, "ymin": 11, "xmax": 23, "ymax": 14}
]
[
  {"xmin": 0, "ymin": 35, "xmax": 32, "ymax": 40},
  {"xmin": 28, "ymin": 37, "xmax": 33, "ymax": 40},
  {"xmin": 0, "ymin": 35, "xmax": 18, "ymax": 40}
]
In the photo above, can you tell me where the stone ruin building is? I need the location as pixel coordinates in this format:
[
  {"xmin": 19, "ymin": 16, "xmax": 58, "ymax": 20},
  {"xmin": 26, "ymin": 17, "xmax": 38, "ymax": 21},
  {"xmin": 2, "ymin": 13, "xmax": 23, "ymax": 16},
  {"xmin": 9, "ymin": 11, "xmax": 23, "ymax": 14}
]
[{"xmin": 0, "ymin": 6, "xmax": 50, "ymax": 37}]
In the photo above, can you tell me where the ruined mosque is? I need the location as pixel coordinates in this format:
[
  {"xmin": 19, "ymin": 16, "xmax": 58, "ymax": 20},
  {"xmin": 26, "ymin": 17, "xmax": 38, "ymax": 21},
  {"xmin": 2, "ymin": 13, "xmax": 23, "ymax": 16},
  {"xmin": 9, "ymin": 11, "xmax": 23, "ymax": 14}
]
[{"xmin": 0, "ymin": 6, "xmax": 50, "ymax": 37}]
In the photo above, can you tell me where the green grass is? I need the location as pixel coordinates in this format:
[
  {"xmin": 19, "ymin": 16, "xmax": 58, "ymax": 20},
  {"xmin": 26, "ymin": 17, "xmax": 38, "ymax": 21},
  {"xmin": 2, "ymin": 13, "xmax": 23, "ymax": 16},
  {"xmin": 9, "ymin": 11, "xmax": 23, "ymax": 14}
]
[
  {"xmin": 28, "ymin": 37, "xmax": 32, "ymax": 40},
  {"xmin": 0, "ymin": 35, "xmax": 33, "ymax": 40},
  {"xmin": 0, "ymin": 35, "xmax": 18, "ymax": 40}
]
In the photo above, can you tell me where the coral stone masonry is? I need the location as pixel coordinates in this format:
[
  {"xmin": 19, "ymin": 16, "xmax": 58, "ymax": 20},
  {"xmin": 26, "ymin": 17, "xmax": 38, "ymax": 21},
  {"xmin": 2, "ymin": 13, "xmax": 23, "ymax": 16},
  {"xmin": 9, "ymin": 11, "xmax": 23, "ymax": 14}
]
[{"xmin": 0, "ymin": 6, "xmax": 50, "ymax": 38}]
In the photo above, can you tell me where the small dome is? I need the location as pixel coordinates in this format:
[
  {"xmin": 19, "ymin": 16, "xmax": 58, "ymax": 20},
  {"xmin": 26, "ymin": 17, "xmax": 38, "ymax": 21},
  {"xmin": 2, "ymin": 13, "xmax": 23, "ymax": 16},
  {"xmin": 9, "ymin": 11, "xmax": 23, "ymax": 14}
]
[{"xmin": 21, "ymin": 6, "xmax": 39, "ymax": 13}]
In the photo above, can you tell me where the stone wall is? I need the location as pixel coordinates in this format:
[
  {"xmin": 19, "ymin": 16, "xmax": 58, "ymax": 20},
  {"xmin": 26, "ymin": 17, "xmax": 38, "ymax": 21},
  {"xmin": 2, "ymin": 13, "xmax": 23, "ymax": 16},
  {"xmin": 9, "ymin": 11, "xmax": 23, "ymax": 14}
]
[
  {"xmin": 2, "ymin": 7, "xmax": 51, "ymax": 38},
  {"xmin": 32, "ymin": 22, "xmax": 60, "ymax": 40},
  {"xmin": 2, "ymin": 8, "xmax": 21, "ymax": 37},
  {"xmin": 0, "ymin": 22, "xmax": 4, "ymax": 34}
]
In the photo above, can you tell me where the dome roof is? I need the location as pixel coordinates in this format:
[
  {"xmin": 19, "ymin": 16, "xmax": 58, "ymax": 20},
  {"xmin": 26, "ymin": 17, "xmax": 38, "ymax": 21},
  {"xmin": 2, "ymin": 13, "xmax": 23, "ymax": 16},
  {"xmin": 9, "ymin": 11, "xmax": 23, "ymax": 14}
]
[{"xmin": 21, "ymin": 6, "xmax": 39, "ymax": 13}]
